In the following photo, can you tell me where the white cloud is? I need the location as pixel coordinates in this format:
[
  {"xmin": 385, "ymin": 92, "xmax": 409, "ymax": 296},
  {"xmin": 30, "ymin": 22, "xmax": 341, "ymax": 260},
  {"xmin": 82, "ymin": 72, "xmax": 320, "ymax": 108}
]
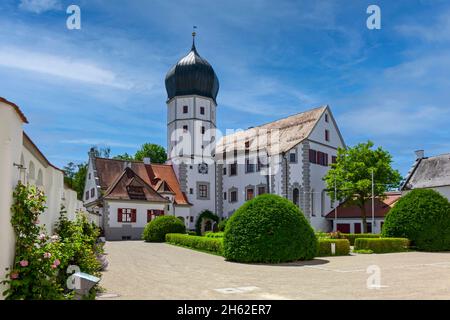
[
  {"xmin": 60, "ymin": 139, "xmax": 137, "ymax": 148},
  {"xmin": 19, "ymin": 0, "xmax": 62, "ymax": 14},
  {"xmin": 0, "ymin": 46, "xmax": 133, "ymax": 89}
]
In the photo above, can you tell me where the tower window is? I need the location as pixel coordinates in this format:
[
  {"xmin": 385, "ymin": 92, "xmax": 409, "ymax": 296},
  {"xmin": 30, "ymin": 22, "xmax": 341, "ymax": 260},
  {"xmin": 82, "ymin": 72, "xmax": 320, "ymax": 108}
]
[
  {"xmin": 183, "ymin": 125, "xmax": 188, "ymax": 133},
  {"xmin": 200, "ymin": 107, "xmax": 205, "ymax": 115},
  {"xmin": 183, "ymin": 105, "xmax": 188, "ymax": 113},
  {"xmin": 201, "ymin": 126, "xmax": 206, "ymax": 134},
  {"xmin": 229, "ymin": 163, "xmax": 237, "ymax": 176},
  {"xmin": 198, "ymin": 184, "xmax": 208, "ymax": 199}
]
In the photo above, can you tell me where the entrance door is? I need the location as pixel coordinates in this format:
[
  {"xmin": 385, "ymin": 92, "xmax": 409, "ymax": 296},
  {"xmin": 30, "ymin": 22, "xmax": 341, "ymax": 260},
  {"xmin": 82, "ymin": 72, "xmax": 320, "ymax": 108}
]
[
  {"xmin": 337, "ymin": 223, "xmax": 350, "ymax": 233},
  {"xmin": 354, "ymin": 223, "xmax": 361, "ymax": 234}
]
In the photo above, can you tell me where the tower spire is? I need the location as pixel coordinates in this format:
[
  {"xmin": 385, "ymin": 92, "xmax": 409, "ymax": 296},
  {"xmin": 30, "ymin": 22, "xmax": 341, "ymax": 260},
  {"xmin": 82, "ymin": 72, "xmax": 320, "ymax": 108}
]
[{"xmin": 192, "ymin": 26, "xmax": 197, "ymax": 50}]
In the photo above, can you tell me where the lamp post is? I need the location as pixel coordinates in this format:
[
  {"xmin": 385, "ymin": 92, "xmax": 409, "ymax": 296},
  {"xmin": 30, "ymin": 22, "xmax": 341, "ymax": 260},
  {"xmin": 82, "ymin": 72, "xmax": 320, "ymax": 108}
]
[
  {"xmin": 334, "ymin": 174, "xmax": 337, "ymax": 231},
  {"xmin": 371, "ymin": 168, "xmax": 375, "ymax": 234}
]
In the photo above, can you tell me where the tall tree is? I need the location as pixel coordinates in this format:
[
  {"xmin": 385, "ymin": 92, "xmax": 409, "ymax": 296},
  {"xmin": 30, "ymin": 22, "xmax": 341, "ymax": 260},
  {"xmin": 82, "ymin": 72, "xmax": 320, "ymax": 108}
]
[
  {"xmin": 63, "ymin": 162, "xmax": 87, "ymax": 200},
  {"xmin": 324, "ymin": 141, "xmax": 402, "ymax": 233},
  {"xmin": 134, "ymin": 143, "xmax": 167, "ymax": 164}
]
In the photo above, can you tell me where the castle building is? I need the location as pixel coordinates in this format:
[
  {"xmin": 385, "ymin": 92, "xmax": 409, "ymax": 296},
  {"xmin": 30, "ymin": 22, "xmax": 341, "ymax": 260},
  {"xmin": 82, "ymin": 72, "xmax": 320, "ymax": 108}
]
[{"xmin": 83, "ymin": 37, "xmax": 345, "ymax": 239}]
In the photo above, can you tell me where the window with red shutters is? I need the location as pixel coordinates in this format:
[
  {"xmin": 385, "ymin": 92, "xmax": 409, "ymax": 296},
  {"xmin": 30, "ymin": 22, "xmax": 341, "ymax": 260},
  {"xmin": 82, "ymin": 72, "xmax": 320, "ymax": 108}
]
[
  {"xmin": 309, "ymin": 149, "xmax": 317, "ymax": 164},
  {"xmin": 147, "ymin": 209, "xmax": 165, "ymax": 222},
  {"xmin": 118, "ymin": 208, "xmax": 135, "ymax": 223}
]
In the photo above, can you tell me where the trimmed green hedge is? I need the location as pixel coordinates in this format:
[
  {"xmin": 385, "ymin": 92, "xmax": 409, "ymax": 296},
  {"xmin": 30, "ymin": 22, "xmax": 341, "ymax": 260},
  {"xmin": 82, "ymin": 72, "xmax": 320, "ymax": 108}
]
[
  {"xmin": 205, "ymin": 232, "xmax": 224, "ymax": 238},
  {"xmin": 354, "ymin": 238, "xmax": 410, "ymax": 253},
  {"xmin": 341, "ymin": 233, "xmax": 380, "ymax": 246},
  {"xmin": 142, "ymin": 216, "xmax": 186, "ymax": 242},
  {"xmin": 224, "ymin": 194, "xmax": 317, "ymax": 263},
  {"xmin": 382, "ymin": 189, "xmax": 450, "ymax": 251},
  {"xmin": 166, "ymin": 233, "xmax": 223, "ymax": 255},
  {"xmin": 317, "ymin": 239, "xmax": 350, "ymax": 257}
]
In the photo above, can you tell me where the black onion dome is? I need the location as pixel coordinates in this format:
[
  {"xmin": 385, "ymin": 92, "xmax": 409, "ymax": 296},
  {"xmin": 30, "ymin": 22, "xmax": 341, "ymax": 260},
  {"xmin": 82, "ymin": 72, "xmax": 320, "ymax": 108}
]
[{"xmin": 165, "ymin": 43, "xmax": 219, "ymax": 103}]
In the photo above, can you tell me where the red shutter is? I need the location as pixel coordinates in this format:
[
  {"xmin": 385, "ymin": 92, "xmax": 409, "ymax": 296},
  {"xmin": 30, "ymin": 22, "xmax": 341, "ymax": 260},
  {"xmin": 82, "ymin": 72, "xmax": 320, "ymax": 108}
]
[
  {"xmin": 131, "ymin": 209, "xmax": 137, "ymax": 223},
  {"xmin": 147, "ymin": 210, "xmax": 152, "ymax": 223},
  {"xmin": 118, "ymin": 208, "xmax": 123, "ymax": 222}
]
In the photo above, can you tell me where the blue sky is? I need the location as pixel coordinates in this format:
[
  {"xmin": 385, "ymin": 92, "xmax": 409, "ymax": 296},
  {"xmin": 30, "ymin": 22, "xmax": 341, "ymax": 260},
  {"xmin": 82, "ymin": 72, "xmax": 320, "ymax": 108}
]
[{"xmin": 1, "ymin": 0, "xmax": 449, "ymax": 175}]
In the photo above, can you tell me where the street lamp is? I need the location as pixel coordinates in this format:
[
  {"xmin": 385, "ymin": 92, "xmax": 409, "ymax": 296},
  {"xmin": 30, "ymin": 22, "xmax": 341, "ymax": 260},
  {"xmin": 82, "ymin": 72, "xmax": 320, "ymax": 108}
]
[{"xmin": 371, "ymin": 168, "xmax": 375, "ymax": 234}]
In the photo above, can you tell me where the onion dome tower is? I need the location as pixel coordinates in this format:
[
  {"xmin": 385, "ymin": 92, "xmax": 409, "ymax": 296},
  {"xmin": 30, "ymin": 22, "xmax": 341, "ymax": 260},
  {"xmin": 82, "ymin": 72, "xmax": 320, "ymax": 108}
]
[{"xmin": 165, "ymin": 31, "xmax": 218, "ymax": 218}]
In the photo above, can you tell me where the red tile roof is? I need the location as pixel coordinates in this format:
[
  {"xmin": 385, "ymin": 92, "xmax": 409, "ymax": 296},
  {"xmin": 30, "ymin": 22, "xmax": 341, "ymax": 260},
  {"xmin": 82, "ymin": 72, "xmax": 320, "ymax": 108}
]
[
  {"xmin": 103, "ymin": 167, "xmax": 170, "ymax": 202},
  {"xmin": 0, "ymin": 97, "xmax": 28, "ymax": 123},
  {"xmin": 94, "ymin": 158, "xmax": 190, "ymax": 205},
  {"xmin": 325, "ymin": 192, "xmax": 402, "ymax": 219}
]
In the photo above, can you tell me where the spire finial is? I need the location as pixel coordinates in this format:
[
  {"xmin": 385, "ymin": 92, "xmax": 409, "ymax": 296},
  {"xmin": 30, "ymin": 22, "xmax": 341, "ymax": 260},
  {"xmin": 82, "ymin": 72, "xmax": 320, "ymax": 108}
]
[{"xmin": 192, "ymin": 26, "xmax": 197, "ymax": 50}]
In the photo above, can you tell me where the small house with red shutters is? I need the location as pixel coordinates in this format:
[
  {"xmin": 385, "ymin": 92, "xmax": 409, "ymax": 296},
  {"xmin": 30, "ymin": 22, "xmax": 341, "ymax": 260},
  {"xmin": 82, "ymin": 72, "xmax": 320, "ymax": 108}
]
[
  {"xmin": 83, "ymin": 150, "xmax": 191, "ymax": 240},
  {"xmin": 325, "ymin": 191, "xmax": 401, "ymax": 234}
]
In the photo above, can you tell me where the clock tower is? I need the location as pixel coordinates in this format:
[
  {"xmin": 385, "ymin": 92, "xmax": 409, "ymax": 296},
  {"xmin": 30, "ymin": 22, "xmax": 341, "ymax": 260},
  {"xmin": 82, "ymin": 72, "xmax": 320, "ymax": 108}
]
[{"xmin": 164, "ymin": 33, "xmax": 219, "ymax": 218}]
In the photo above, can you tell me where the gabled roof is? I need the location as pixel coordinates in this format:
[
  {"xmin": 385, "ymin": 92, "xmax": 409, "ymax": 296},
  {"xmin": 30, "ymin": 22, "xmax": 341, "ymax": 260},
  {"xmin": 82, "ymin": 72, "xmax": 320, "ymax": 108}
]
[
  {"xmin": 94, "ymin": 157, "xmax": 190, "ymax": 205},
  {"xmin": 0, "ymin": 97, "xmax": 28, "ymax": 123},
  {"xmin": 103, "ymin": 167, "xmax": 169, "ymax": 202},
  {"xmin": 325, "ymin": 192, "xmax": 402, "ymax": 219},
  {"xmin": 401, "ymin": 153, "xmax": 450, "ymax": 190},
  {"xmin": 216, "ymin": 105, "xmax": 328, "ymax": 156}
]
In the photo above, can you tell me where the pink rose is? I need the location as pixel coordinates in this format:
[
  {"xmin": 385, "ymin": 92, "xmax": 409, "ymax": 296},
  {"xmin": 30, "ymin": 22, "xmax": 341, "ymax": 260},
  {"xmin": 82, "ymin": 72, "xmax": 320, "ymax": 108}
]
[
  {"xmin": 53, "ymin": 259, "xmax": 60, "ymax": 266},
  {"xmin": 19, "ymin": 260, "xmax": 28, "ymax": 267},
  {"xmin": 51, "ymin": 235, "xmax": 59, "ymax": 242},
  {"xmin": 51, "ymin": 264, "xmax": 57, "ymax": 269},
  {"xmin": 39, "ymin": 233, "xmax": 46, "ymax": 241},
  {"xmin": 10, "ymin": 272, "xmax": 19, "ymax": 280},
  {"xmin": 43, "ymin": 252, "xmax": 51, "ymax": 259}
]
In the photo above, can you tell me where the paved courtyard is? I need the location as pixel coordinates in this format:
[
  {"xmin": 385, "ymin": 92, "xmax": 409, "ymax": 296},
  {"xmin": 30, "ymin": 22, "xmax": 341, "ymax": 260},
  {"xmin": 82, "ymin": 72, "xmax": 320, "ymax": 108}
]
[{"xmin": 98, "ymin": 241, "xmax": 450, "ymax": 300}]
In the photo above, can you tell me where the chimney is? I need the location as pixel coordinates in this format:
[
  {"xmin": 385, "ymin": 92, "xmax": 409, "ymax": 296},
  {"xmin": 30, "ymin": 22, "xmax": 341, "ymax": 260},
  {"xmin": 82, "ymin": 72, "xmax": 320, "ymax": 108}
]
[
  {"xmin": 415, "ymin": 150, "xmax": 424, "ymax": 159},
  {"xmin": 143, "ymin": 157, "xmax": 151, "ymax": 165}
]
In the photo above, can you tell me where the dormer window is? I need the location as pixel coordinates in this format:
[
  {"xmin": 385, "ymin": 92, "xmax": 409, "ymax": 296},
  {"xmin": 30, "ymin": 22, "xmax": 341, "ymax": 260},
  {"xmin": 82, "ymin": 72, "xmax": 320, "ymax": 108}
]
[
  {"xmin": 325, "ymin": 114, "xmax": 329, "ymax": 122},
  {"xmin": 127, "ymin": 185, "xmax": 146, "ymax": 200},
  {"xmin": 325, "ymin": 129, "xmax": 330, "ymax": 142}
]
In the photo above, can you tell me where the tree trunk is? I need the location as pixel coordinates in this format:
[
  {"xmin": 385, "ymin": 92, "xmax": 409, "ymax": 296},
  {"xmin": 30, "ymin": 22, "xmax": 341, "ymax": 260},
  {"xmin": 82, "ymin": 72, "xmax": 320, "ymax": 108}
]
[{"xmin": 361, "ymin": 204, "xmax": 367, "ymax": 233}]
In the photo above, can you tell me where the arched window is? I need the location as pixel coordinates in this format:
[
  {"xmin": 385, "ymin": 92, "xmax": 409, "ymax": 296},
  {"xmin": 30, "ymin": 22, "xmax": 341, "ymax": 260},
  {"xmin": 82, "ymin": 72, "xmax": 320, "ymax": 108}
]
[
  {"xmin": 28, "ymin": 161, "xmax": 35, "ymax": 180},
  {"xmin": 36, "ymin": 169, "xmax": 43, "ymax": 186},
  {"xmin": 293, "ymin": 188, "xmax": 300, "ymax": 206}
]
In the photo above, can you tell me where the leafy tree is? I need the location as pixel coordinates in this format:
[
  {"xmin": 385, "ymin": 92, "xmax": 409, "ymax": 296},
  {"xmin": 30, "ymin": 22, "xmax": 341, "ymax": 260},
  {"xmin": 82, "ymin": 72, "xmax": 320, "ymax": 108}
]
[
  {"xmin": 324, "ymin": 141, "xmax": 402, "ymax": 233},
  {"xmin": 63, "ymin": 162, "xmax": 87, "ymax": 200},
  {"xmin": 113, "ymin": 153, "xmax": 134, "ymax": 160},
  {"xmin": 134, "ymin": 143, "xmax": 167, "ymax": 164}
]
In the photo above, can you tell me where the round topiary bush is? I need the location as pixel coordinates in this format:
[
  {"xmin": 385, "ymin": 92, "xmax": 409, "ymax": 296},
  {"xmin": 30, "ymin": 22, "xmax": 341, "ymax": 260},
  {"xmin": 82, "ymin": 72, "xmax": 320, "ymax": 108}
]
[
  {"xmin": 223, "ymin": 194, "xmax": 317, "ymax": 263},
  {"xmin": 382, "ymin": 189, "xmax": 450, "ymax": 251},
  {"xmin": 143, "ymin": 215, "xmax": 186, "ymax": 242}
]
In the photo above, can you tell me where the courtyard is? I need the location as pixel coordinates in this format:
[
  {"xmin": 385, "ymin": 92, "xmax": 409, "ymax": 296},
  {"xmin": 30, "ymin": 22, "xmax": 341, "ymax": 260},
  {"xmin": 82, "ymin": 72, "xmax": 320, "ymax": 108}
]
[{"xmin": 98, "ymin": 241, "xmax": 450, "ymax": 300}]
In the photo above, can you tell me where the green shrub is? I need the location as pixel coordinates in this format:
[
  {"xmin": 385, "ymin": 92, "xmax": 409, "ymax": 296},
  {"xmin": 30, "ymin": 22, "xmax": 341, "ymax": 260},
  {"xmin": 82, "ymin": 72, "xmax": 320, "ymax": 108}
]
[
  {"xmin": 341, "ymin": 233, "xmax": 380, "ymax": 246},
  {"xmin": 195, "ymin": 210, "xmax": 220, "ymax": 235},
  {"xmin": 187, "ymin": 231, "xmax": 197, "ymax": 236},
  {"xmin": 316, "ymin": 239, "xmax": 350, "ymax": 257},
  {"xmin": 353, "ymin": 249, "xmax": 374, "ymax": 254},
  {"xmin": 166, "ymin": 234, "xmax": 223, "ymax": 255},
  {"xmin": 223, "ymin": 194, "xmax": 317, "ymax": 263},
  {"xmin": 354, "ymin": 238, "xmax": 410, "ymax": 253},
  {"xmin": 143, "ymin": 216, "xmax": 186, "ymax": 242},
  {"xmin": 218, "ymin": 218, "xmax": 228, "ymax": 232},
  {"xmin": 382, "ymin": 189, "xmax": 450, "ymax": 251},
  {"xmin": 205, "ymin": 232, "xmax": 224, "ymax": 238}
]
